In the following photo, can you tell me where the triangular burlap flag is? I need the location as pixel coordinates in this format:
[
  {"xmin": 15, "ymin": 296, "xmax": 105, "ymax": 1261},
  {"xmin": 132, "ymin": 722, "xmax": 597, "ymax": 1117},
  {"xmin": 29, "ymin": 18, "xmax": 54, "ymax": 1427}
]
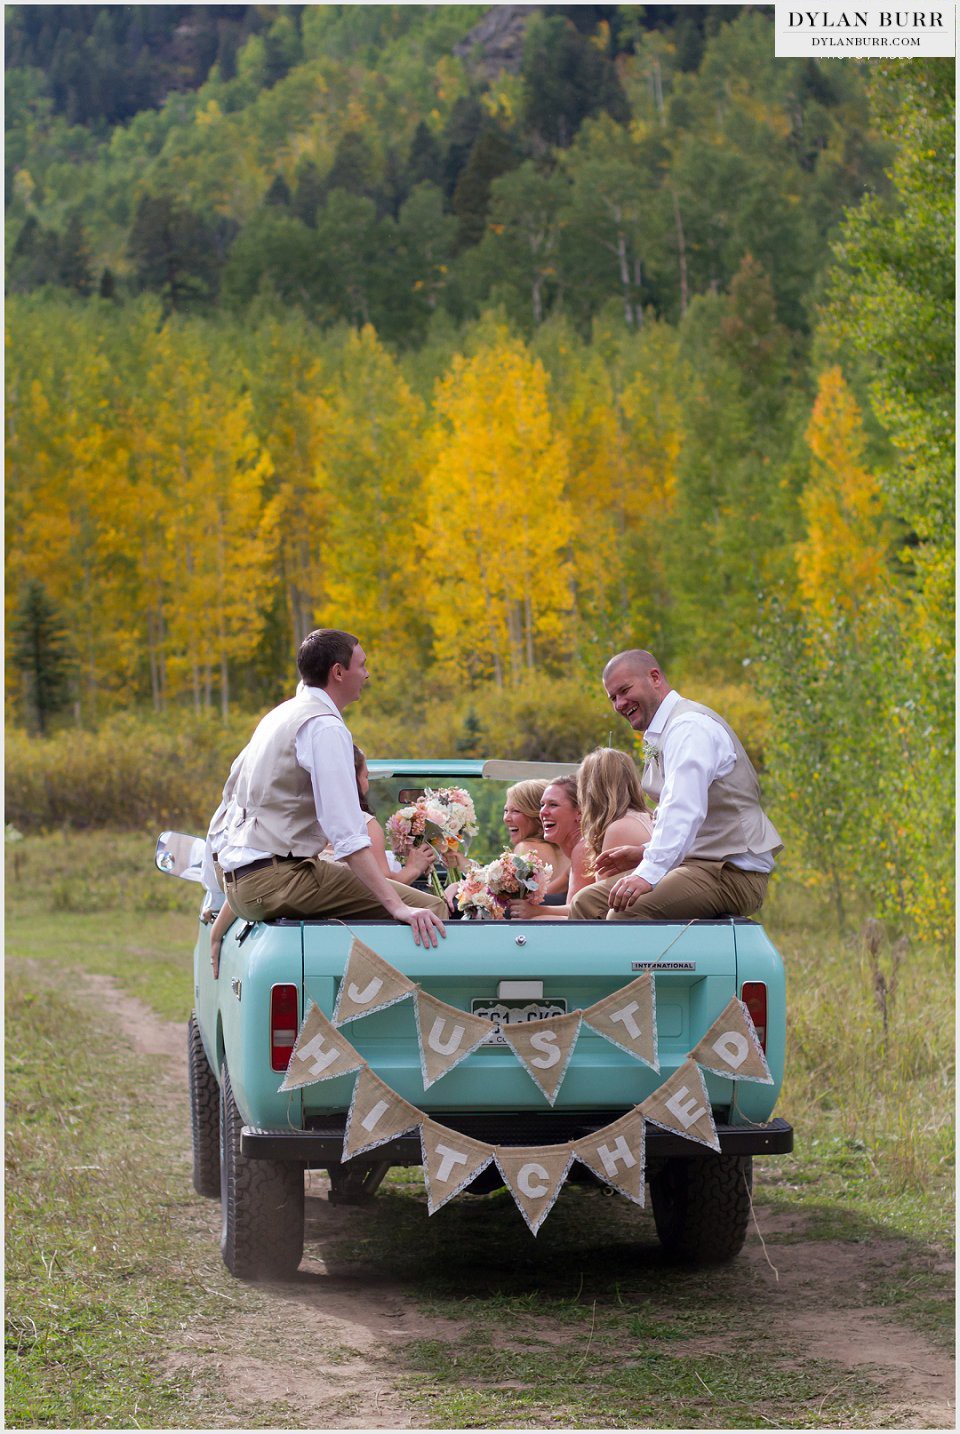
[
  {"xmin": 331, "ymin": 936, "xmax": 416, "ymax": 1026},
  {"xmin": 278, "ymin": 1002, "xmax": 366, "ymax": 1091},
  {"xmin": 572, "ymin": 1108, "xmax": 646, "ymax": 1205},
  {"xmin": 341, "ymin": 1066, "xmax": 422, "ymax": 1160},
  {"xmin": 582, "ymin": 971, "xmax": 658, "ymax": 1071},
  {"xmin": 419, "ymin": 1120, "xmax": 496, "ymax": 1214},
  {"xmin": 640, "ymin": 1059, "xmax": 720, "ymax": 1152},
  {"xmin": 688, "ymin": 997, "xmax": 773, "ymax": 1085},
  {"xmin": 500, "ymin": 1011, "xmax": 582, "ymax": 1105},
  {"xmin": 413, "ymin": 990, "xmax": 494, "ymax": 1089},
  {"xmin": 494, "ymin": 1144, "xmax": 574, "ymax": 1235}
]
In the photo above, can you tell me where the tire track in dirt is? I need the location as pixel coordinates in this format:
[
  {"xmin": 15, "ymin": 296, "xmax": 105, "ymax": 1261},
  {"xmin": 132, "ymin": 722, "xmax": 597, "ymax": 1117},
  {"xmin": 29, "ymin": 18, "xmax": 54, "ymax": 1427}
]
[{"xmin": 88, "ymin": 971, "xmax": 954, "ymax": 1430}]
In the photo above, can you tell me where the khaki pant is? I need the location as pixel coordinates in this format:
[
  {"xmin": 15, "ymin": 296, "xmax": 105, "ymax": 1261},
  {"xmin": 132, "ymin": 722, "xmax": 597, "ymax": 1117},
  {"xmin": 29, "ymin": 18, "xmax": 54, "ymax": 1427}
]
[
  {"xmin": 222, "ymin": 856, "xmax": 447, "ymax": 923},
  {"xmin": 568, "ymin": 859, "xmax": 768, "ymax": 922}
]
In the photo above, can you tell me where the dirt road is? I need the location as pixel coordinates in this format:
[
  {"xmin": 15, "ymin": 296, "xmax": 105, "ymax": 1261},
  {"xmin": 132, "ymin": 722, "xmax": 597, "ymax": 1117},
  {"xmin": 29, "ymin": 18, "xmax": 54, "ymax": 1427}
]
[{"xmin": 116, "ymin": 975, "xmax": 954, "ymax": 1430}]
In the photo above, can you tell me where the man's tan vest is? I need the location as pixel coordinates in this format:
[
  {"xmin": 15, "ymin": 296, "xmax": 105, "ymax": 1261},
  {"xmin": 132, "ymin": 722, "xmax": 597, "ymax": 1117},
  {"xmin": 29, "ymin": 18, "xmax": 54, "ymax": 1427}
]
[
  {"xmin": 229, "ymin": 690, "xmax": 343, "ymax": 856},
  {"xmin": 641, "ymin": 697, "xmax": 783, "ymax": 862}
]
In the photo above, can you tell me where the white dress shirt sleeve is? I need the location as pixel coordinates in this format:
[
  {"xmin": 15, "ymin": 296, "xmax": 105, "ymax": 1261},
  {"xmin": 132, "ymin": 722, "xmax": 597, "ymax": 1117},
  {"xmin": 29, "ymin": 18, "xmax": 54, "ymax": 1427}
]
[
  {"xmin": 295, "ymin": 717, "xmax": 371, "ymax": 861},
  {"xmin": 637, "ymin": 715, "xmax": 736, "ymax": 886}
]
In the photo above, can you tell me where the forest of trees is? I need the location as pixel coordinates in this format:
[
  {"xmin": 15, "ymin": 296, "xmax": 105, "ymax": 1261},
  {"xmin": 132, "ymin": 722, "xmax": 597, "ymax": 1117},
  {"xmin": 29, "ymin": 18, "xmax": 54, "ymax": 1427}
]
[{"xmin": 4, "ymin": 7, "xmax": 954, "ymax": 942}]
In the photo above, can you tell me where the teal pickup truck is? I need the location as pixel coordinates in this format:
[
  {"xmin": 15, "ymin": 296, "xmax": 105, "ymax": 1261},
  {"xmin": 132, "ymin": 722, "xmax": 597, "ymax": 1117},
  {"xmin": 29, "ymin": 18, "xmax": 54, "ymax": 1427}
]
[{"xmin": 181, "ymin": 760, "xmax": 792, "ymax": 1280}]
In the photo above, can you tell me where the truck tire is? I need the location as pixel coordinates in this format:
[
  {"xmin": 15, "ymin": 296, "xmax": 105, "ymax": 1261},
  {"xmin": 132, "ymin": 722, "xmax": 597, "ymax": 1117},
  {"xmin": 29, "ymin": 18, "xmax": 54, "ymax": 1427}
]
[
  {"xmin": 649, "ymin": 1154, "xmax": 753, "ymax": 1264},
  {"xmin": 219, "ymin": 1061, "xmax": 304, "ymax": 1280},
  {"xmin": 188, "ymin": 1014, "xmax": 221, "ymax": 1198}
]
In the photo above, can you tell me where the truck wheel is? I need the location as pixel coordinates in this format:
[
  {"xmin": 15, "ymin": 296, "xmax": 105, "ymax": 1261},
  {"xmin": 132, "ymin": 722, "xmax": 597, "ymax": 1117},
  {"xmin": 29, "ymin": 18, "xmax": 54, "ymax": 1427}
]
[
  {"xmin": 219, "ymin": 1061, "xmax": 304, "ymax": 1280},
  {"xmin": 649, "ymin": 1154, "xmax": 753, "ymax": 1264},
  {"xmin": 187, "ymin": 1013, "xmax": 220, "ymax": 1199}
]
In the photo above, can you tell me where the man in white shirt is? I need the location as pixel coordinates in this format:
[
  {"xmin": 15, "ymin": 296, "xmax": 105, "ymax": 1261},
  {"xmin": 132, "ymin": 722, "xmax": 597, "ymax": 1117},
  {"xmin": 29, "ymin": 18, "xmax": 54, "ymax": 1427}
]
[
  {"xmin": 569, "ymin": 649, "xmax": 782, "ymax": 922},
  {"xmin": 217, "ymin": 629, "xmax": 446, "ymax": 947}
]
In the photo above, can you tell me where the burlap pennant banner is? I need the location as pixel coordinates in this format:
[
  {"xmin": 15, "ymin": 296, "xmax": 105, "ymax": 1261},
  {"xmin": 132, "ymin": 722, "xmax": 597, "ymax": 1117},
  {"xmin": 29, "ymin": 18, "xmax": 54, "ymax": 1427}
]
[
  {"xmin": 279, "ymin": 1001, "xmax": 366, "ymax": 1092},
  {"xmin": 500, "ymin": 1011, "xmax": 583, "ymax": 1105},
  {"xmin": 582, "ymin": 971, "xmax": 659, "ymax": 1071},
  {"xmin": 419, "ymin": 1121, "xmax": 496, "ymax": 1214},
  {"xmin": 572, "ymin": 1107, "xmax": 646, "ymax": 1205},
  {"xmin": 688, "ymin": 997, "xmax": 773, "ymax": 1085},
  {"xmin": 341, "ymin": 1065, "xmax": 422, "ymax": 1161},
  {"xmin": 640, "ymin": 1058, "xmax": 720, "ymax": 1152},
  {"xmin": 495, "ymin": 1144, "xmax": 575, "ymax": 1235},
  {"xmin": 332, "ymin": 937, "xmax": 416, "ymax": 1026},
  {"xmin": 413, "ymin": 990, "xmax": 494, "ymax": 1089}
]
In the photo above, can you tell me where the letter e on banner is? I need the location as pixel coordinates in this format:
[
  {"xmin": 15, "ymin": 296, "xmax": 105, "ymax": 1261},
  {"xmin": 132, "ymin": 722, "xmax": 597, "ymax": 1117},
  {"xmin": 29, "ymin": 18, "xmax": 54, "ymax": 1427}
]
[{"xmin": 640, "ymin": 1060, "xmax": 720, "ymax": 1151}]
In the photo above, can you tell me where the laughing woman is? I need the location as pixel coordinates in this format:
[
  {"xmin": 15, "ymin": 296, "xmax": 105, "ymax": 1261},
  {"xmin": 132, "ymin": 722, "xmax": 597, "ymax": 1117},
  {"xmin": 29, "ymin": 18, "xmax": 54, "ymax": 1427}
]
[
  {"xmin": 577, "ymin": 747, "xmax": 653, "ymax": 880},
  {"xmin": 508, "ymin": 775, "xmax": 591, "ymax": 919},
  {"xmin": 502, "ymin": 778, "xmax": 570, "ymax": 897}
]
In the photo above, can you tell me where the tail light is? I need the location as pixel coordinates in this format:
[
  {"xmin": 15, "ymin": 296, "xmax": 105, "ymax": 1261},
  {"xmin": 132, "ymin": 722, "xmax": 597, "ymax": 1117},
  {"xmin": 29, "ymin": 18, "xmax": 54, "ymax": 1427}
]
[
  {"xmin": 270, "ymin": 984, "xmax": 299, "ymax": 1071},
  {"xmin": 740, "ymin": 981, "xmax": 767, "ymax": 1051}
]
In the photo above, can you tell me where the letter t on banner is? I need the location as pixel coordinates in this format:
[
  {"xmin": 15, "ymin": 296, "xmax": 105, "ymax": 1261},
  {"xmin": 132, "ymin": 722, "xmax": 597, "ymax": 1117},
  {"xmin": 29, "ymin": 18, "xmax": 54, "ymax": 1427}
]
[{"xmin": 419, "ymin": 1121, "xmax": 496, "ymax": 1213}]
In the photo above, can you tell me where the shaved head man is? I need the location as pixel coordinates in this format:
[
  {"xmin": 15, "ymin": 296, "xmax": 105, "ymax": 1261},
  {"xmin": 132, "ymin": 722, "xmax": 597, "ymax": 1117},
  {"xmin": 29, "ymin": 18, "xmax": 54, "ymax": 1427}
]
[{"xmin": 569, "ymin": 650, "xmax": 783, "ymax": 923}]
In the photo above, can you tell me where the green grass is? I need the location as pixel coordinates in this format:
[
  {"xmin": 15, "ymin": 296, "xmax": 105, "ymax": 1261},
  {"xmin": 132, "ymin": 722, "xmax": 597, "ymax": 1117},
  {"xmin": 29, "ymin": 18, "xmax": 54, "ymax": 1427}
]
[{"xmin": 5, "ymin": 832, "xmax": 954, "ymax": 1428}]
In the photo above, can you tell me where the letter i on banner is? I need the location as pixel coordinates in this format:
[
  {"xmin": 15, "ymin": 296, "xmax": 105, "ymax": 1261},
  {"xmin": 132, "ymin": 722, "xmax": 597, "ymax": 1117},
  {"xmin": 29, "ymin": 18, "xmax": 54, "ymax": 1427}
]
[
  {"xmin": 331, "ymin": 937, "xmax": 416, "ymax": 1025},
  {"xmin": 279, "ymin": 1001, "xmax": 366, "ymax": 1091},
  {"xmin": 572, "ymin": 1108, "xmax": 646, "ymax": 1205},
  {"xmin": 495, "ymin": 1145, "xmax": 574, "ymax": 1235},
  {"xmin": 419, "ymin": 1120, "xmax": 496, "ymax": 1214},
  {"xmin": 640, "ymin": 1059, "xmax": 720, "ymax": 1152},
  {"xmin": 582, "ymin": 971, "xmax": 658, "ymax": 1070},
  {"xmin": 687, "ymin": 997, "xmax": 773, "ymax": 1084},
  {"xmin": 413, "ymin": 989, "xmax": 495, "ymax": 1089},
  {"xmin": 341, "ymin": 1066, "xmax": 423, "ymax": 1160}
]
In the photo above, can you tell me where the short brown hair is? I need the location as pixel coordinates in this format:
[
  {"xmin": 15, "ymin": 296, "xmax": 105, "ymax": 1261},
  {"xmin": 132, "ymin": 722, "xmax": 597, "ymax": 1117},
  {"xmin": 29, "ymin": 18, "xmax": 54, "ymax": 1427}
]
[{"xmin": 297, "ymin": 629, "xmax": 359, "ymax": 688}]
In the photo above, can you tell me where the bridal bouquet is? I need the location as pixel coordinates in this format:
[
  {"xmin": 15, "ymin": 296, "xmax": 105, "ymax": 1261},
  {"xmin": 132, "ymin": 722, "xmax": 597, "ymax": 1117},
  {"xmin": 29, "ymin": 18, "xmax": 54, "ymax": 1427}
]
[
  {"xmin": 456, "ymin": 848, "xmax": 553, "ymax": 920},
  {"xmin": 386, "ymin": 787, "xmax": 478, "ymax": 897}
]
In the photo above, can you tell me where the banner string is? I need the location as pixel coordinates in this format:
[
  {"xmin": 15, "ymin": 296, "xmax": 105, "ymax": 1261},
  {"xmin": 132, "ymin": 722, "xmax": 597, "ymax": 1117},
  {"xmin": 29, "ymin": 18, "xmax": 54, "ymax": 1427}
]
[{"xmin": 743, "ymin": 1166, "xmax": 779, "ymax": 1281}]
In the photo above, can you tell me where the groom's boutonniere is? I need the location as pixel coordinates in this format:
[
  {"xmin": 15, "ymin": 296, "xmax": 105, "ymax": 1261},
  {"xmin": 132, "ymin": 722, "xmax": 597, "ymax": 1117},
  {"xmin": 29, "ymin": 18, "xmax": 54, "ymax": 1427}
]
[{"xmin": 641, "ymin": 738, "xmax": 662, "ymax": 772}]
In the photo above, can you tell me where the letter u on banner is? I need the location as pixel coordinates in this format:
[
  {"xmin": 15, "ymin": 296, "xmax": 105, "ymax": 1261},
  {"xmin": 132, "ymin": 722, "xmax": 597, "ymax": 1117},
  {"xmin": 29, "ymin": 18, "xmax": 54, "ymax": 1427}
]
[{"xmin": 413, "ymin": 989, "xmax": 494, "ymax": 1089}]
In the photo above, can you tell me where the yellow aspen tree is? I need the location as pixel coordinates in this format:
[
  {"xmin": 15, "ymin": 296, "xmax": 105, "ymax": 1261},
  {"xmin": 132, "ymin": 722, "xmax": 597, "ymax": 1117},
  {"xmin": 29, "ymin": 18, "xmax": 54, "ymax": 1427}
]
[
  {"xmin": 423, "ymin": 330, "xmax": 574, "ymax": 685},
  {"xmin": 797, "ymin": 366, "xmax": 889, "ymax": 620},
  {"xmin": 240, "ymin": 317, "xmax": 337, "ymax": 648},
  {"xmin": 318, "ymin": 327, "xmax": 427, "ymax": 667},
  {"xmin": 137, "ymin": 324, "xmax": 276, "ymax": 715}
]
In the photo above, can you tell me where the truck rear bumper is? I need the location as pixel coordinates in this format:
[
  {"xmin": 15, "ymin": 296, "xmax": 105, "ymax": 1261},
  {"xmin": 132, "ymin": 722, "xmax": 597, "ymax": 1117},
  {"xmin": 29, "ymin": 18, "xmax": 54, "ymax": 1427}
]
[{"xmin": 242, "ymin": 1116, "xmax": 793, "ymax": 1163}]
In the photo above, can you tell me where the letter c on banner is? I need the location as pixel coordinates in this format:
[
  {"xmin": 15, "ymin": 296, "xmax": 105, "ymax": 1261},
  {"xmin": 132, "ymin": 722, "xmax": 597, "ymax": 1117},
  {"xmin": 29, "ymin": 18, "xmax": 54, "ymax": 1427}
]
[
  {"xmin": 712, "ymin": 1031, "xmax": 749, "ymax": 1069},
  {"xmin": 528, "ymin": 1030, "xmax": 561, "ymax": 1069},
  {"xmin": 428, "ymin": 1018, "xmax": 465, "ymax": 1056},
  {"xmin": 434, "ymin": 1143, "xmax": 469, "ymax": 1183},
  {"xmin": 347, "ymin": 976, "xmax": 384, "ymax": 1006},
  {"xmin": 518, "ymin": 1163, "xmax": 550, "ymax": 1198}
]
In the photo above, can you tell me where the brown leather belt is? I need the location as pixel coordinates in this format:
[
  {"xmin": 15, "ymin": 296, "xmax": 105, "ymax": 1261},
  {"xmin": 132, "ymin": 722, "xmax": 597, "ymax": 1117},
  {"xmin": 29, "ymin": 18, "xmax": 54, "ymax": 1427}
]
[{"xmin": 224, "ymin": 855, "xmax": 297, "ymax": 882}]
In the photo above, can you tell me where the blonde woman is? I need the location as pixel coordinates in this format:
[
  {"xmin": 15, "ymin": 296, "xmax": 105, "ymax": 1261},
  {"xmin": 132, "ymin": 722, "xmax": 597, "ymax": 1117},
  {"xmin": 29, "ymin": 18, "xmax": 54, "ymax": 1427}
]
[
  {"xmin": 577, "ymin": 747, "xmax": 653, "ymax": 881},
  {"xmin": 502, "ymin": 778, "xmax": 569, "ymax": 897},
  {"xmin": 508, "ymin": 776, "xmax": 592, "ymax": 919}
]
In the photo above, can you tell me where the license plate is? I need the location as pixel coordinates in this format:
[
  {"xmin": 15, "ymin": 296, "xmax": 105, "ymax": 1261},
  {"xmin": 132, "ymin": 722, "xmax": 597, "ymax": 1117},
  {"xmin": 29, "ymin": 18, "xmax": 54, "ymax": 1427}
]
[{"xmin": 471, "ymin": 998, "xmax": 568, "ymax": 1045}]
